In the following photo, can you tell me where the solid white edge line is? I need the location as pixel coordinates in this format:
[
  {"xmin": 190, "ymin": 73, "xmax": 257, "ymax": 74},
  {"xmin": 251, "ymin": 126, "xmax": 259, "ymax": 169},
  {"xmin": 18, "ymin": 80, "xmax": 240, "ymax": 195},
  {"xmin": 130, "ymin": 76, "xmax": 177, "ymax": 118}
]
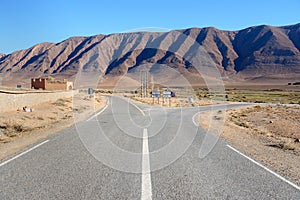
[
  {"xmin": 141, "ymin": 128, "xmax": 152, "ymax": 200},
  {"xmin": 0, "ymin": 140, "xmax": 50, "ymax": 167},
  {"xmin": 128, "ymin": 99, "xmax": 145, "ymax": 116},
  {"xmin": 192, "ymin": 112, "xmax": 200, "ymax": 126},
  {"xmin": 226, "ymin": 144, "xmax": 300, "ymax": 191},
  {"xmin": 86, "ymin": 99, "xmax": 109, "ymax": 122}
]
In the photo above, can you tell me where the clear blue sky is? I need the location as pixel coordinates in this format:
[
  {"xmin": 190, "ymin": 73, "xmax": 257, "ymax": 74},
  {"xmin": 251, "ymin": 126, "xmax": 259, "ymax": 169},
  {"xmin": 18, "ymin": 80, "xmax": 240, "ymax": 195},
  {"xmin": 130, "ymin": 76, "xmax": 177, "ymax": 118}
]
[{"xmin": 1, "ymin": 0, "xmax": 299, "ymax": 54}]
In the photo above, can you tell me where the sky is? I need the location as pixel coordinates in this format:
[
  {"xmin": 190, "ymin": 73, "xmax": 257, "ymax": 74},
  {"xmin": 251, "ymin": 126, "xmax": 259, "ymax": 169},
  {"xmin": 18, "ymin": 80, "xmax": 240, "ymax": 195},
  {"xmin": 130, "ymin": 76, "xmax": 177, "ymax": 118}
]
[{"xmin": 1, "ymin": 0, "xmax": 299, "ymax": 54}]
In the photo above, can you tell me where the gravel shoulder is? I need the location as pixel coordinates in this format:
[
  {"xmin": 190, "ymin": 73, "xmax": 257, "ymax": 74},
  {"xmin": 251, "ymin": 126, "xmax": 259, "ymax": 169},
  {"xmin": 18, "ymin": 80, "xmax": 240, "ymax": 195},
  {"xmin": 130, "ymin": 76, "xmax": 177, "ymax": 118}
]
[{"xmin": 199, "ymin": 104, "xmax": 300, "ymax": 185}]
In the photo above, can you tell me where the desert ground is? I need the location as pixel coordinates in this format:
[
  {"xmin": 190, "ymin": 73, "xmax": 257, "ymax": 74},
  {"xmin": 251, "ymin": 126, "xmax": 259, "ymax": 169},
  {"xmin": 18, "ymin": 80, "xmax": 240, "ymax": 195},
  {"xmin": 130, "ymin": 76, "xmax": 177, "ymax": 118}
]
[
  {"xmin": 0, "ymin": 91, "xmax": 107, "ymax": 159},
  {"xmin": 131, "ymin": 96, "xmax": 214, "ymax": 107},
  {"xmin": 127, "ymin": 86, "xmax": 300, "ymax": 107},
  {"xmin": 199, "ymin": 104, "xmax": 300, "ymax": 185}
]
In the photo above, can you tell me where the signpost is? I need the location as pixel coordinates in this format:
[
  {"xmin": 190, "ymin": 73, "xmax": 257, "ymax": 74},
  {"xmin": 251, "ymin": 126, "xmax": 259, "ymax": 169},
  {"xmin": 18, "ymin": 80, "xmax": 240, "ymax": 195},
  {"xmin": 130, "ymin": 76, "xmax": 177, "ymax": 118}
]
[
  {"xmin": 163, "ymin": 91, "xmax": 172, "ymax": 106},
  {"xmin": 152, "ymin": 91, "xmax": 160, "ymax": 104},
  {"xmin": 188, "ymin": 97, "xmax": 194, "ymax": 103},
  {"xmin": 163, "ymin": 91, "xmax": 171, "ymax": 98}
]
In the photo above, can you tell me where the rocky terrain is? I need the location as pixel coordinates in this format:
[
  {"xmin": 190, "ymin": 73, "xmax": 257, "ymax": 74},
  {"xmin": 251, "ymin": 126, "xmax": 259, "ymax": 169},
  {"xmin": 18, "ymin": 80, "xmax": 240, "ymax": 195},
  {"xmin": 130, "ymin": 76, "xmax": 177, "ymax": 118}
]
[{"xmin": 0, "ymin": 23, "xmax": 299, "ymax": 87}]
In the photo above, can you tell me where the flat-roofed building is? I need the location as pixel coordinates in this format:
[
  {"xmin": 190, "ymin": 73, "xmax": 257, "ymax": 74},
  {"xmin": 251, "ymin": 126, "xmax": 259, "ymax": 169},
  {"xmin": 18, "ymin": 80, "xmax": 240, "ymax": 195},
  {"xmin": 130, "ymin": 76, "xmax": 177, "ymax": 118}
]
[{"xmin": 31, "ymin": 77, "xmax": 73, "ymax": 90}]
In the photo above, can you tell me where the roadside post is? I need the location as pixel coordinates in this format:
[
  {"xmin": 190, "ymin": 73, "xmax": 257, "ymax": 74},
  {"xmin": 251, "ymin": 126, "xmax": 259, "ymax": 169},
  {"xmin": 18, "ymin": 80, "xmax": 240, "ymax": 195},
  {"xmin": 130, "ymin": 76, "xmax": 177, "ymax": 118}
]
[
  {"xmin": 88, "ymin": 88, "xmax": 94, "ymax": 95},
  {"xmin": 163, "ymin": 91, "xmax": 172, "ymax": 107},
  {"xmin": 87, "ymin": 88, "xmax": 95, "ymax": 100},
  {"xmin": 152, "ymin": 91, "xmax": 160, "ymax": 104}
]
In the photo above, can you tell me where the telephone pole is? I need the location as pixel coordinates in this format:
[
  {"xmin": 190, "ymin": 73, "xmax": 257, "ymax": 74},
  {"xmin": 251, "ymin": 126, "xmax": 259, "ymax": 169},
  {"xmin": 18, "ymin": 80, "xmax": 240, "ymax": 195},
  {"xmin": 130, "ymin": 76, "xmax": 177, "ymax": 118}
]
[{"xmin": 140, "ymin": 71, "xmax": 148, "ymax": 98}]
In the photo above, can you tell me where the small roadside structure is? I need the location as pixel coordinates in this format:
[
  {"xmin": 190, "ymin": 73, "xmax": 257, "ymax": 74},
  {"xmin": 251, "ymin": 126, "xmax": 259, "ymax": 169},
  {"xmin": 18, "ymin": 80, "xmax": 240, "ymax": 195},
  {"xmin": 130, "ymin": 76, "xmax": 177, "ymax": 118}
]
[{"xmin": 31, "ymin": 77, "xmax": 73, "ymax": 90}]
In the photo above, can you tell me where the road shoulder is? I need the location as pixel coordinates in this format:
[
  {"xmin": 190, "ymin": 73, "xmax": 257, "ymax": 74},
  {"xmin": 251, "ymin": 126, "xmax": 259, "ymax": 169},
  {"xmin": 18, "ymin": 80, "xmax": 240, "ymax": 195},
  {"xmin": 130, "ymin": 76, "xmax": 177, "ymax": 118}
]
[
  {"xmin": 0, "ymin": 94, "xmax": 107, "ymax": 160},
  {"xmin": 198, "ymin": 104, "xmax": 300, "ymax": 185}
]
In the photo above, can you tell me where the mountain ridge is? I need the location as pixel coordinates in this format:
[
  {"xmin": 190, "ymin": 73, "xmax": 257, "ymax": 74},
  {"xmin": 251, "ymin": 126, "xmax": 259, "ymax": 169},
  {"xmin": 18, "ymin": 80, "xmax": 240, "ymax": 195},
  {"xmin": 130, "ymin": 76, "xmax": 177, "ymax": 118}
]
[{"xmin": 0, "ymin": 23, "xmax": 299, "ymax": 87}]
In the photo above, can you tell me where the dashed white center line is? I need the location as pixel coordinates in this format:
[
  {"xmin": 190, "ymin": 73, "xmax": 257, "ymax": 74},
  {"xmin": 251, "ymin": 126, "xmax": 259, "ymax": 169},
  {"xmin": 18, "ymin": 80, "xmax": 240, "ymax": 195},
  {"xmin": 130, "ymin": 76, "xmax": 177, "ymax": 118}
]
[
  {"xmin": 141, "ymin": 128, "xmax": 152, "ymax": 200},
  {"xmin": 0, "ymin": 140, "xmax": 49, "ymax": 167}
]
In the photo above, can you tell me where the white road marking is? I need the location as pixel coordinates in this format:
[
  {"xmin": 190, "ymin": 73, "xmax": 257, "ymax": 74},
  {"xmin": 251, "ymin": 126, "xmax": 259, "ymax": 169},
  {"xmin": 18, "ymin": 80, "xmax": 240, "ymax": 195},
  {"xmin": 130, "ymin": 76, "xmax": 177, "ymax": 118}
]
[
  {"xmin": 0, "ymin": 140, "xmax": 49, "ymax": 167},
  {"xmin": 141, "ymin": 128, "xmax": 152, "ymax": 200},
  {"xmin": 127, "ymin": 99, "xmax": 145, "ymax": 116},
  {"xmin": 192, "ymin": 112, "xmax": 201, "ymax": 126},
  {"xmin": 86, "ymin": 99, "xmax": 109, "ymax": 121},
  {"xmin": 227, "ymin": 144, "xmax": 300, "ymax": 191}
]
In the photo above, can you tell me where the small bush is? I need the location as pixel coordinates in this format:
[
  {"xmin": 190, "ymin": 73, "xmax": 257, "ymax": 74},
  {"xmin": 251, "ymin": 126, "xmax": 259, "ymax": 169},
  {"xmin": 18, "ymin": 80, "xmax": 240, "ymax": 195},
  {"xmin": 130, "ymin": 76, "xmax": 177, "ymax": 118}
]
[
  {"xmin": 283, "ymin": 144, "xmax": 295, "ymax": 151},
  {"xmin": 37, "ymin": 117, "xmax": 44, "ymax": 120},
  {"xmin": 235, "ymin": 121, "xmax": 249, "ymax": 128},
  {"xmin": 53, "ymin": 99, "xmax": 68, "ymax": 107},
  {"xmin": 267, "ymin": 143, "xmax": 295, "ymax": 151},
  {"xmin": 13, "ymin": 124, "xmax": 24, "ymax": 132},
  {"xmin": 254, "ymin": 105, "xmax": 262, "ymax": 110},
  {"xmin": 254, "ymin": 100, "xmax": 265, "ymax": 103},
  {"xmin": 214, "ymin": 116, "xmax": 222, "ymax": 120}
]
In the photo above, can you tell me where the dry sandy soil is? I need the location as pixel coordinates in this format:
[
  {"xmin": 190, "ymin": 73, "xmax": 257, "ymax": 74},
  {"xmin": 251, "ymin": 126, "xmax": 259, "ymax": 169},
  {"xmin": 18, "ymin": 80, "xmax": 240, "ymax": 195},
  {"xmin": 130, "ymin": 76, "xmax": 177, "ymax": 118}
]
[
  {"xmin": 131, "ymin": 97, "xmax": 214, "ymax": 107},
  {"xmin": 199, "ymin": 104, "xmax": 300, "ymax": 185},
  {"xmin": 0, "ymin": 92, "xmax": 107, "ymax": 159}
]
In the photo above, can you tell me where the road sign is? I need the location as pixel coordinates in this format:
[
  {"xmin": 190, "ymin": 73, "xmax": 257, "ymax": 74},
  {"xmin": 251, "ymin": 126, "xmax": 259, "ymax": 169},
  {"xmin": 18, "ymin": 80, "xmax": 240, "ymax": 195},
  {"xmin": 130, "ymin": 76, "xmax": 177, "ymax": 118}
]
[
  {"xmin": 88, "ymin": 88, "xmax": 94, "ymax": 94},
  {"xmin": 188, "ymin": 97, "xmax": 194, "ymax": 103},
  {"xmin": 152, "ymin": 91, "xmax": 160, "ymax": 98},
  {"xmin": 163, "ymin": 91, "xmax": 171, "ymax": 98}
]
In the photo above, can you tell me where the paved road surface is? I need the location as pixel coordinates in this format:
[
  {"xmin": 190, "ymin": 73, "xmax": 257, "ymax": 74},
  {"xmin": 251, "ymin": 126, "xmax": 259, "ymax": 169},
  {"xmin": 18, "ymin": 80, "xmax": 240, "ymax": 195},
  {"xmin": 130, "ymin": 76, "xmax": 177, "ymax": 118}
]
[{"xmin": 1, "ymin": 96, "xmax": 299, "ymax": 199}]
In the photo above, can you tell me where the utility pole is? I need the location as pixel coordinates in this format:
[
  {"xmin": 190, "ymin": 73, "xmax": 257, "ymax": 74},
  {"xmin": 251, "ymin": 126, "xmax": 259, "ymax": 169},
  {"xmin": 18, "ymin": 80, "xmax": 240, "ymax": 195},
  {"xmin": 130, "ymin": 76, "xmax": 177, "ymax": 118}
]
[
  {"xmin": 140, "ymin": 71, "xmax": 143, "ymax": 98},
  {"xmin": 140, "ymin": 70, "xmax": 148, "ymax": 98},
  {"xmin": 145, "ymin": 72, "xmax": 148, "ymax": 98}
]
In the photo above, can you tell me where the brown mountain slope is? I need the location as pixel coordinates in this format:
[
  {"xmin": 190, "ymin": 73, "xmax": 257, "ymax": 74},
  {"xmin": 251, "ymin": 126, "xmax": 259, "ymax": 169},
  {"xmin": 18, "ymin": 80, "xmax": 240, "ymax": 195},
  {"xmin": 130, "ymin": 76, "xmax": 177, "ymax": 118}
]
[
  {"xmin": 233, "ymin": 25, "xmax": 300, "ymax": 76},
  {"xmin": 0, "ymin": 24, "xmax": 299, "ymax": 87}
]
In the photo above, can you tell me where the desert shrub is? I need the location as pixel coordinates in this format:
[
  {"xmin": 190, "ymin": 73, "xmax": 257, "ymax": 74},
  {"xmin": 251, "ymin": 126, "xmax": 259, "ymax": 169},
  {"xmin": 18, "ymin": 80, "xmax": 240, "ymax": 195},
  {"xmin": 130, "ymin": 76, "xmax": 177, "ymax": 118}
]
[
  {"xmin": 254, "ymin": 100, "xmax": 265, "ymax": 103},
  {"xmin": 1, "ymin": 122, "xmax": 27, "ymax": 137},
  {"xmin": 254, "ymin": 105, "xmax": 262, "ymax": 110},
  {"xmin": 234, "ymin": 121, "xmax": 249, "ymax": 128},
  {"xmin": 37, "ymin": 117, "xmax": 44, "ymax": 120},
  {"xmin": 214, "ymin": 116, "xmax": 222, "ymax": 120},
  {"xmin": 267, "ymin": 143, "xmax": 295, "ymax": 151},
  {"xmin": 53, "ymin": 98, "xmax": 68, "ymax": 107},
  {"xmin": 283, "ymin": 144, "xmax": 295, "ymax": 151},
  {"xmin": 13, "ymin": 124, "xmax": 24, "ymax": 132}
]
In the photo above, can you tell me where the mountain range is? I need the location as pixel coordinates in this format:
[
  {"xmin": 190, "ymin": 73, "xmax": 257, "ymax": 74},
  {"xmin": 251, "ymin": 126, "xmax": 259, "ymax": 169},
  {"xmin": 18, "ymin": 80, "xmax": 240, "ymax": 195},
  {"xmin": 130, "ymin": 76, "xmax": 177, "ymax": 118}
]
[{"xmin": 0, "ymin": 23, "xmax": 299, "ymax": 88}]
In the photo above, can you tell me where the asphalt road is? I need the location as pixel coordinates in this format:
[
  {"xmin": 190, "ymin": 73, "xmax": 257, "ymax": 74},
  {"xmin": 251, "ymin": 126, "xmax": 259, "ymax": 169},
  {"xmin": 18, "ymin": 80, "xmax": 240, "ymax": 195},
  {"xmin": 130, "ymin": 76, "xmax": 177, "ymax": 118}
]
[{"xmin": 1, "ymin": 96, "xmax": 299, "ymax": 199}]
